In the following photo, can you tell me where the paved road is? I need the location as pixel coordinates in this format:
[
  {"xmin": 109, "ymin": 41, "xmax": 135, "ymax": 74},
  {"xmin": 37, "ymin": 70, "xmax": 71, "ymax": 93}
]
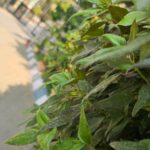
[{"xmin": 0, "ymin": 8, "xmax": 34, "ymax": 150}]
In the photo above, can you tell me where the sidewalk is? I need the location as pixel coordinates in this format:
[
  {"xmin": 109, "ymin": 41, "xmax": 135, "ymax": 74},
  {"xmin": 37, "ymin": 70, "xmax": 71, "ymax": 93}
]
[{"xmin": 0, "ymin": 8, "xmax": 34, "ymax": 150}]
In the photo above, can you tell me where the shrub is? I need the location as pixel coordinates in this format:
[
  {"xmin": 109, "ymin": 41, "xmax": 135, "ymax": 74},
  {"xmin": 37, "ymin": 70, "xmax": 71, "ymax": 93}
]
[{"xmin": 7, "ymin": 0, "xmax": 150, "ymax": 149}]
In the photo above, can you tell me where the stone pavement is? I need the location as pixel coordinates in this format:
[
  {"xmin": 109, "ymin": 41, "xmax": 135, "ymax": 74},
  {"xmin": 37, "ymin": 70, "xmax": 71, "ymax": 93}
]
[{"xmin": 0, "ymin": 8, "xmax": 34, "ymax": 150}]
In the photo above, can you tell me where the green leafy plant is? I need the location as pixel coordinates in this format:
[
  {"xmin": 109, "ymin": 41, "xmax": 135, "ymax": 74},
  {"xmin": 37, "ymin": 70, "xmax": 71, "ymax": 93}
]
[{"xmin": 7, "ymin": 0, "xmax": 150, "ymax": 149}]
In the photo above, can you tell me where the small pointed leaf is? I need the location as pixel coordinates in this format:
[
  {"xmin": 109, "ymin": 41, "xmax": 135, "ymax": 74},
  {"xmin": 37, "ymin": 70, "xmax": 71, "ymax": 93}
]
[
  {"xmin": 53, "ymin": 138, "xmax": 85, "ymax": 150},
  {"xmin": 69, "ymin": 8, "xmax": 99, "ymax": 21},
  {"xmin": 78, "ymin": 105, "xmax": 92, "ymax": 144},
  {"xmin": 37, "ymin": 128, "xmax": 57, "ymax": 150},
  {"xmin": 6, "ymin": 130, "xmax": 37, "ymax": 145},
  {"xmin": 102, "ymin": 33, "xmax": 126, "ymax": 46},
  {"xmin": 82, "ymin": 74, "xmax": 119, "ymax": 101},
  {"xmin": 37, "ymin": 109, "xmax": 50, "ymax": 128},
  {"xmin": 129, "ymin": 20, "xmax": 138, "ymax": 41},
  {"xmin": 110, "ymin": 139, "xmax": 150, "ymax": 150},
  {"xmin": 118, "ymin": 11, "xmax": 147, "ymax": 26},
  {"xmin": 109, "ymin": 5, "xmax": 128, "ymax": 23},
  {"xmin": 132, "ymin": 84, "xmax": 150, "ymax": 117}
]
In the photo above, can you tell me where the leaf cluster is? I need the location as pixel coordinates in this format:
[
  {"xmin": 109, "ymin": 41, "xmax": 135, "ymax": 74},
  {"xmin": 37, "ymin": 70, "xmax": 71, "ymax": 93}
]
[{"xmin": 7, "ymin": 0, "xmax": 150, "ymax": 150}]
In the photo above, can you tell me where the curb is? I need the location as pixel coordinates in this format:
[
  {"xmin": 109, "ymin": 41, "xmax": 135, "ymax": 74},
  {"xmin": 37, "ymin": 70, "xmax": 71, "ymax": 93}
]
[{"xmin": 26, "ymin": 46, "xmax": 48, "ymax": 105}]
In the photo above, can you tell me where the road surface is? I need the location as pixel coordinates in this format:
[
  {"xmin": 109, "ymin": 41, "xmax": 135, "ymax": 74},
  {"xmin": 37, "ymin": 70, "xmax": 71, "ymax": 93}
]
[{"xmin": 0, "ymin": 8, "xmax": 34, "ymax": 150}]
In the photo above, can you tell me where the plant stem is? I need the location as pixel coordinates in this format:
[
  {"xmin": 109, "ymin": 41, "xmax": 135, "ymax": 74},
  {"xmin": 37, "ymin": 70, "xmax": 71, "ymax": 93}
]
[
  {"xmin": 135, "ymin": 68, "xmax": 150, "ymax": 85},
  {"xmin": 128, "ymin": 54, "xmax": 150, "ymax": 85}
]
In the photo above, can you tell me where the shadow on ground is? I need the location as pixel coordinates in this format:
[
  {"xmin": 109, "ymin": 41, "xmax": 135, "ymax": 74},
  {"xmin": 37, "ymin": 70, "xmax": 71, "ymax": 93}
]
[{"xmin": 0, "ymin": 84, "xmax": 34, "ymax": 150}]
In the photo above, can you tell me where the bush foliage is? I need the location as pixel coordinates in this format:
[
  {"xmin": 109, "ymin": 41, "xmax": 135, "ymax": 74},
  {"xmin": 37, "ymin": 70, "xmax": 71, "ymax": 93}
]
[{"xmin": 7, "ymin": 0, "xmax": 150, "ymax": 149}]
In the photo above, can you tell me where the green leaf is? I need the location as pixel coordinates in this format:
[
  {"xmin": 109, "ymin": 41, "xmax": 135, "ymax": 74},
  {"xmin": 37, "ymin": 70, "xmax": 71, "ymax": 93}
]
[
  {"xmin": 26, "ymin": 116, "xmax": 37, "ymax": 127},
  {"xmin": 102, "ymin": 33, "xmax": 126, "ymax": 46},
  {"xmin": 118, "ymin": 11, "xmax": 147, "ymax": 26},
  {"xmin": 71, "ymin": 142, "xmax": 85, "ymax": 150},
  {"xmin": 53, "ymin": 138, "xmax": 85, "ymax": 150},
  {"xmin": 78, "ymin": 105, "xmax": 92, "ymax": 144},
  {"xmin": 107, "ymin": 119, "xmax": 130, "ymax": 140},
  {"xmin": 6, "ymin": 130, "xmax": 37, "ymax": 145},
  {"xmin": 49, "ymin": 72, "xmax": 74, "ymax": 87},
  {"xmin": 77, "ymin": 34, "xmax": 150, "ymax": 68},
  {"xmin": 82, "ymin": 74, "xmax": 119, "ymax": 101},
  {"xmin": 37, "ymin": 128, "xmax": 57, "ymax": 150},
  {"xmin": 37, "ymin": 109, "xmax": 50, "ymax": 128},
  {"xmin": 133, "ymin": 0, "xmax": 150, "ymax": 10},
  {"xmin": 77, "ymin": 46, "xmax": 118, "ymax": 68},
  {"xmin": 86, "ymin": 0, "xmax": 100, "ymax": 4},
  {"xmin": 81, "ymin": 21, "xmax": 105, "ymax": 39},
  {"xmin": 109, "ymin": 5, "xmax": 128, "ymax": 23},
  {"xmin": 132, "ymin": 84, "xmax": 150, "ymax": 117},
  {"xmin": 69, "ymin": 8, "xmax": 99, "ymax": 21},
  {"xmin": 93, "ymin": 90, "xmax": 132, "ymax": 140},
  {"xmin": 97, "ymin": 0, "xmax": 112, "ymax": 9},
  {"xmin": 110, "ymin": 139, "xmax": 150, "ymax": 150},
  {"xmin": 93, "ymin": 90, "xmax": 132, "ymax": 114},
  {"xmin": 106, "ymin": 56, "xmax": 132, "ymax": 71},
  {"xmin": 140, "ymin": 42, "xmax": 150, "ymax": 60},
  {"xmin": 78, "ymin": 80, "xmax": 91, "ymax": 93},
  {"xmin": 129, "ymin": 20, "xmax": 138, "ymax": 41},
  {"xmin": 133, "ymin": 0, "xmax": 150, "ymax": 15},
  {"xmin": 131, "ymin": 58, "xmax": 150, "ymax": 69},
  {"xmin": 44, "ymin": 105, "xmax": 80, "ymax": 129}
]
